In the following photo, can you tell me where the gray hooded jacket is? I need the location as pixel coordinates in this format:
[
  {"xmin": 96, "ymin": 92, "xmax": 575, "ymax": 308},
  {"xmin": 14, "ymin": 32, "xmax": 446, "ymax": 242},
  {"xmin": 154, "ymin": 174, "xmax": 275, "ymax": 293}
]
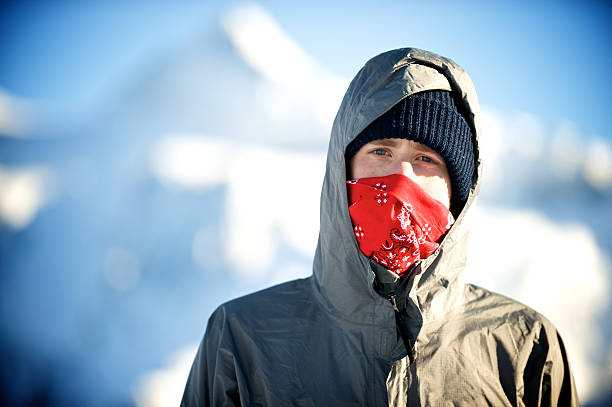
[{"xmin": 182, "ymin": 48, "xmax": 579, "ymax": 406}]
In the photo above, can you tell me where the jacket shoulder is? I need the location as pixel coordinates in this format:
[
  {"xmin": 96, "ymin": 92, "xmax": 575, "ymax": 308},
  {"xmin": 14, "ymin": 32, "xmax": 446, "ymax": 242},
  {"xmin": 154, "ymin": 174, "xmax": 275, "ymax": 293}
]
[
  {"xmin": 216, "ymin": 276, "xmax": 314, "ymax": 320},
  {"xmin": 462, "ymin": 284, "xmax": 579, "ymax": 405},
  {"xmin": 462, "ymin": 283, "xmax": 566, "ymax": 352},
  {"xmin": 181, "ymin": 277, "xmax": 316, "ymax": 407},
  {"xmin": 464, "ymin": 283, "xmax": 557, "ymax": 330},
  {"xmin": 206, "ymin": 276, "xmax": 318, "ymax": 342}
]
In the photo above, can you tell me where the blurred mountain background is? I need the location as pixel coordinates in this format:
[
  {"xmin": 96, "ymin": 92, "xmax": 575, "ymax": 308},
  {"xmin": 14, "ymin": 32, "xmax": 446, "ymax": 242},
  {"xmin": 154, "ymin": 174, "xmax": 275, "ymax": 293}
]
[{"xmin": 1, "ymin": 1, "xmax": 611, "ymax": 406}]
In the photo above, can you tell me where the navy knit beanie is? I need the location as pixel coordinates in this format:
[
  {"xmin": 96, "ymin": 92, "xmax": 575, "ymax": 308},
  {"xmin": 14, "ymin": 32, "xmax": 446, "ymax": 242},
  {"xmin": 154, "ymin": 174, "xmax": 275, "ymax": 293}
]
[{"xmin": 345, "ymin": 90, "xmax": 475, "ymax": 216}]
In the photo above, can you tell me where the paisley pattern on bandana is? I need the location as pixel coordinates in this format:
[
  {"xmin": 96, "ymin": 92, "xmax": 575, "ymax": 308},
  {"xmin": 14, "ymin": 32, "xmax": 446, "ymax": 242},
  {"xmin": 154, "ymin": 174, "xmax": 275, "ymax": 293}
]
[{"xmin": 347, "ymin": 174, "xmax": 454, "ymax": 276}]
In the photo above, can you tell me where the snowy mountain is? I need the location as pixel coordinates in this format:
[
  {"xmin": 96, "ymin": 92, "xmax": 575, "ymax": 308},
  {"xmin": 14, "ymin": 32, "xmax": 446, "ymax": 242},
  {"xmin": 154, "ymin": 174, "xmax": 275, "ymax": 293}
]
[{"xmin": 0, "ymin": 3, "xmax": 610, "ymax": 406}]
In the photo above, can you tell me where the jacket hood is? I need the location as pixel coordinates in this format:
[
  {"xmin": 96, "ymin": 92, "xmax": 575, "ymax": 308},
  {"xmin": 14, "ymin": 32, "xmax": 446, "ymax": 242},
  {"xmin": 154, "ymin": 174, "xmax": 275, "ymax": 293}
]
[{"xmin": 312, "ymin": 48, "xmax": 482, "ymax": 325}]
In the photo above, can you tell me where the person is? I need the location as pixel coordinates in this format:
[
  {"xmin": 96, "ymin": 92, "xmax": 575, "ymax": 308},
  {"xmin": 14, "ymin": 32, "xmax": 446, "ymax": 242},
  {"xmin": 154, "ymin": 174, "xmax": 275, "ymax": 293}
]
[{"xmin": 181, "ymin": 48, "xmax": 579, "ymax": 406}]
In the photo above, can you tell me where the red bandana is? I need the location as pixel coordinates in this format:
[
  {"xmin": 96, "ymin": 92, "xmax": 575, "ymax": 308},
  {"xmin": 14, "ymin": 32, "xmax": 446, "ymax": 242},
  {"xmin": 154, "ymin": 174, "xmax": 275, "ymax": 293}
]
[{"xmin": 347, "ymin": 174, "xmax": 454, "ymax": 276}]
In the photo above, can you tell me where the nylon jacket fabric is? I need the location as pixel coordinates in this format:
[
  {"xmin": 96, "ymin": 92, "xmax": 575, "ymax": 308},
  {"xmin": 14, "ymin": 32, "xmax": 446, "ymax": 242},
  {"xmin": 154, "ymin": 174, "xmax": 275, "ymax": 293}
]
[{"xmin": 181, "ymin": 48, "xmax": 579, "ymax": 406}]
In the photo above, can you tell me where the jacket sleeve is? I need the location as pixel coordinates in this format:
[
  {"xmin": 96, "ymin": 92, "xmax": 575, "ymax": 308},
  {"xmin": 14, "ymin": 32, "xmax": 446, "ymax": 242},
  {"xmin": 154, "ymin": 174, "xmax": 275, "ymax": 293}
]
[
  {"xmin": 181, "ymin": 307, "xmax": 242, "ymax": 407},
  {"xmin": 522, "ymin": 323, "xmax": 579, "ymax": 407}
]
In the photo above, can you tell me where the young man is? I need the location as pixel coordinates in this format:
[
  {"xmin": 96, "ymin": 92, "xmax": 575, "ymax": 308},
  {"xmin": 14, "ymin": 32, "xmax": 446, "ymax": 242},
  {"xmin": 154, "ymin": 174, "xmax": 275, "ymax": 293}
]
[{"xmin": 182, "ymin": 48, "xmax": 578, "ymax": 406}]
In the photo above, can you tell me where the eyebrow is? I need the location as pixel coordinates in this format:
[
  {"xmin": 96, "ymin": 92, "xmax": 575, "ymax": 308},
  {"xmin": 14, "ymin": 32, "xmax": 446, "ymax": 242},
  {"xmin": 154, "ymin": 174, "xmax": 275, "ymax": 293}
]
[
  {"xmin": 411, "ymin": 142, "xmax": 438, "ymax": 155},
  {"xmin": 368, "ymin": 138, "xmax": 402, "ymax": 147}
]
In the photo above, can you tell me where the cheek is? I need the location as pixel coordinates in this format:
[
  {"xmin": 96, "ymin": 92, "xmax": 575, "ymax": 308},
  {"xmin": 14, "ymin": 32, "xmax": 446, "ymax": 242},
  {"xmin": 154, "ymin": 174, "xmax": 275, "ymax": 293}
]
[
  {"xmin": 417, "ymin": 176, "xmax": 451, "ymax": 209},
  {"xmin": 349, "ymin": 155, "xmax": 377, "ymax": 179},
  {"xmin": 349, "ymin": 155, "xmax": 396, "ymax": 180}
]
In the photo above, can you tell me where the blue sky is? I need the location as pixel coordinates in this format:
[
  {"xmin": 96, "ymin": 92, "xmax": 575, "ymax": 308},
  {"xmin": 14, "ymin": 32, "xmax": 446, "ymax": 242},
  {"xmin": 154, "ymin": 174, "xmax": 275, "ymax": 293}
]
[{"xmin": 1, "ymin": 1, "xmax": 611, "ymax": 139}]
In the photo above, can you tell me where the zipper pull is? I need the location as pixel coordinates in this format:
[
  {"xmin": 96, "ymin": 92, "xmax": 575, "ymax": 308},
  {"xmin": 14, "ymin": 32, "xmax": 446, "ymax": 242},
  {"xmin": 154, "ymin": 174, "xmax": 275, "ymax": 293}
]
[{"xmin": 389, "ymin": 295, "xmax": 399, "ymax": 312}]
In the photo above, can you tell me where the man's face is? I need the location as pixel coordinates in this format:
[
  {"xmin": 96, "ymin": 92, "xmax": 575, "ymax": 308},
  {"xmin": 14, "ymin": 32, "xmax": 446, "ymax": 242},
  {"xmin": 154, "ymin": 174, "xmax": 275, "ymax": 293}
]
[{"xmin": 349, "ymin": 138, "xmax": 452, "ymax": 209}]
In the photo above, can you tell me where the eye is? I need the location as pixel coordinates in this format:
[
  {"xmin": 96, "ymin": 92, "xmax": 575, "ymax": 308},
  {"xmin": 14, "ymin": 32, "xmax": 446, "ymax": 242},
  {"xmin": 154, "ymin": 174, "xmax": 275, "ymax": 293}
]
[
  {"xmin": 373, "ymin": 148, "xmax": 389, "ymax": 156},
  {"xmin": 417, "ymin": 155, "xmax": 433, "ymax": 163}
]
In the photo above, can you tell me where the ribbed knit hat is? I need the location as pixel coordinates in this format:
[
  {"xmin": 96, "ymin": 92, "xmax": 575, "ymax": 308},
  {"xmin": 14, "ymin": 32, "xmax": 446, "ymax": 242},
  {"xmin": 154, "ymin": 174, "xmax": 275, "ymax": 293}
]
[{"xmin": 345, "ymin": 90, "xmax": 475, "ymax": 215}]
